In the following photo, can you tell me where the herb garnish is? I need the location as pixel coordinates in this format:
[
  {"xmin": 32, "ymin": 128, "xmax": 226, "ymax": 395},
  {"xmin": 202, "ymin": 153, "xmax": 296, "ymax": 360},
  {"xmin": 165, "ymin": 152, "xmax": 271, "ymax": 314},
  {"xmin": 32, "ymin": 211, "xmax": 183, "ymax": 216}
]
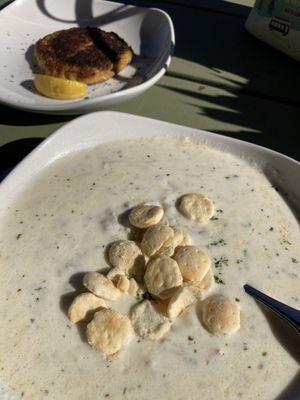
[
  {"xmin": 214, "ymin": 256, "xmax": 228, "ymax": 268},
  {"xmin": 210, "ymin": 238, "xmax": 227, "ymax": 247},
  {"xmin": 214, "ymin": 275, "xmax": 225, "ymax": 284}
]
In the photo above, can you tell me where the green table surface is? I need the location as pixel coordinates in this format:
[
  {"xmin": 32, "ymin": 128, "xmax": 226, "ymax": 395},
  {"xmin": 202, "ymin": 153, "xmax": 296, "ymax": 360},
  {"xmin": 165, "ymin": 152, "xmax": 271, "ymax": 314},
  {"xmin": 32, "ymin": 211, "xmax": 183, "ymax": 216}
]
[{"xmin": 1, "ymin": 0, "xmax": 299, "ymax": 176}]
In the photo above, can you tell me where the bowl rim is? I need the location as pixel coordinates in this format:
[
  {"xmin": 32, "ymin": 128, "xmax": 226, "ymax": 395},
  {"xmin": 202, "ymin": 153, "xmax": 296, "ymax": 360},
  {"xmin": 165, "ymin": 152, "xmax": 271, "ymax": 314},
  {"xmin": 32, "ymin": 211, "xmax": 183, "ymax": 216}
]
[{"xmin": 1, "ymin": 111, "xmax": 299, "ymax": 208}]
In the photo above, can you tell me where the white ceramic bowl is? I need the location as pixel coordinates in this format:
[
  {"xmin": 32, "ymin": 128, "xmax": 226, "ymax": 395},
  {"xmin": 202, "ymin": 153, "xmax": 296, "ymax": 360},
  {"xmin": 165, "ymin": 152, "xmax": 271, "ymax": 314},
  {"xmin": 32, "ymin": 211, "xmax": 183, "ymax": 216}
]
[
  {"xmin": 0, "ymin": 112, "xmax": 299, "ymax": 399},
  {"xmin": 1, "ymin": 112, "xmax": 300, "ymax": 216},
  {"xmin": 0, "ymin": 0, "xmax": 174, "ymax": 114}
]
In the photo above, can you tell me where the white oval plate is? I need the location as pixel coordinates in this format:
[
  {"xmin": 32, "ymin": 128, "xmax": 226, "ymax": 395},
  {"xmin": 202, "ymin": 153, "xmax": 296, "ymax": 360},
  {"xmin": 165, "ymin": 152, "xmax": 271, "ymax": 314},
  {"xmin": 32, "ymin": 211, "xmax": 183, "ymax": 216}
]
[{"xmin": 0, "ymin": 0, "xmax": 174, "ymax": 114}]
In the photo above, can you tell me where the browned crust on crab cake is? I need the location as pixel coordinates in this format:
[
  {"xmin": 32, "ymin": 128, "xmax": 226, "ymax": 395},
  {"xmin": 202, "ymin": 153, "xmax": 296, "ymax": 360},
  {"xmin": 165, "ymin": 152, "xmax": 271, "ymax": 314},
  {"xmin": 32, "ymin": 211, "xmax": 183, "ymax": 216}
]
[
  {"xmin": 34, "ymin": 27, "xmax": 133, "ymax": 84},
  {"xmin": 89, "ymin": 28, "xmax": 133, "ymax": 73}
]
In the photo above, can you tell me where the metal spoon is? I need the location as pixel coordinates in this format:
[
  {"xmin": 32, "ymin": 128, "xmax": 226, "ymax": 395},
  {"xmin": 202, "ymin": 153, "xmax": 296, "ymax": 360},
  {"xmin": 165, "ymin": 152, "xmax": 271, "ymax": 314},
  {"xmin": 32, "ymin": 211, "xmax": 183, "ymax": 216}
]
[{"xmin": 244, "ymin": 284, "xmax": 300, "ymax": 334}]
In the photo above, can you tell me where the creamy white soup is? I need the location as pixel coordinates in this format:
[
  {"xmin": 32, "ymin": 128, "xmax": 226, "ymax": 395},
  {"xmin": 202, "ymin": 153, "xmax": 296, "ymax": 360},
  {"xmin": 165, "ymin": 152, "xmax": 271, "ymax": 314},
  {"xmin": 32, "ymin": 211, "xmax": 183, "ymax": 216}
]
[{"xmin": 0, "ymin": 137, "xmax": 299, "ymax": 400}]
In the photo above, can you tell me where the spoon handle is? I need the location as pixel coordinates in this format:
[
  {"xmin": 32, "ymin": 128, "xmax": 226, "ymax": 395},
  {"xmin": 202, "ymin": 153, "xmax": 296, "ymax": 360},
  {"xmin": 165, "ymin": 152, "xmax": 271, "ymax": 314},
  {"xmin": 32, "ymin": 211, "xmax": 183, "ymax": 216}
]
[{"xmin": 244, "ymin": 284, "xmax": 300, "ymax": 334}]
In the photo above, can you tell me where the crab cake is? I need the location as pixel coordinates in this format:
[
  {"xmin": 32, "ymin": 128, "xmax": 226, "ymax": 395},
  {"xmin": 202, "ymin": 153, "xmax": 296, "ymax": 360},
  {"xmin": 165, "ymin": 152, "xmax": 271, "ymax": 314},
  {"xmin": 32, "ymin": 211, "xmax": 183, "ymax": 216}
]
[{"xmin": 35, "ymin": 27, "xmax": 133, "ymax": 84}]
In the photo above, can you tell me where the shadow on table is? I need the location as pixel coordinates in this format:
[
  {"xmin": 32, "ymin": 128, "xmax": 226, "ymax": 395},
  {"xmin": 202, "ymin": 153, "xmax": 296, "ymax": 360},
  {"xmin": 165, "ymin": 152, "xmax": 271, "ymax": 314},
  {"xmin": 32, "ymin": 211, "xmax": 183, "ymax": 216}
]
[
  {"xmin": 138, "ymin": 0, "xmax": 299, "ymax": 161},
  {"xmin": 0, "ymin": 0, "xmax": 13, "ymax": 10},
  {"xmin": 157, "ymin": 82, "xmax": 300, "ymax": 161},
  {"xmin": 0, "ymin": 138, "xmax": 44, "ymax": 178},
  {"xmin": 0, "ymin": 102, "xmax": 72, "ymax": 126}
]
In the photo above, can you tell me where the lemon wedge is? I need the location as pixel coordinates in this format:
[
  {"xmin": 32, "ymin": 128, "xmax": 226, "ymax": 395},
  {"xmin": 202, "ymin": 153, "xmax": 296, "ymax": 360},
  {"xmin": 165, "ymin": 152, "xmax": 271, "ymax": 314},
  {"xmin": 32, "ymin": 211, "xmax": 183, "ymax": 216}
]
[{"xmin": 34, "ymin": 74, "xmax": 88, "ymax": 100}]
